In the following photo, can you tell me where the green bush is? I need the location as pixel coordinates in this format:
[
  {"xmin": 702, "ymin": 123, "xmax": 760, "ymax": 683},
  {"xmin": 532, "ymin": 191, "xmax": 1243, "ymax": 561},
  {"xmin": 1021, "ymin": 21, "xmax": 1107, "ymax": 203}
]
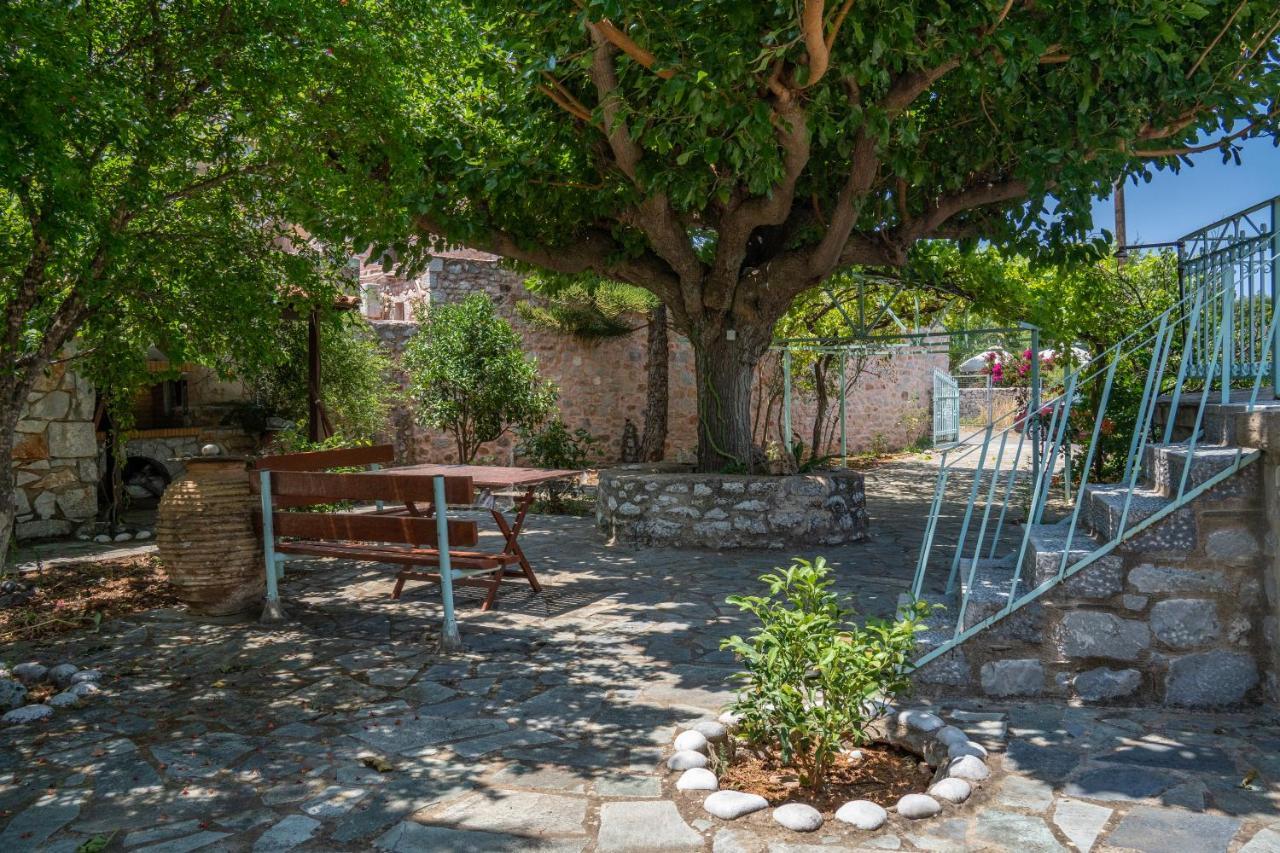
[
  {"xmin": 236, "ymin": 313, "xmax": 394, "ymax": 442},
  {"xmin": 517, "ymin": 416, "xmax": 597, "ymax": 513},
  {"xmin": 404, "ymin": 294, "xmax": 556, "ymax": 461},
  {"xmin": 721, "ymin": 557, "xmax": 930, "ymax": 791}
]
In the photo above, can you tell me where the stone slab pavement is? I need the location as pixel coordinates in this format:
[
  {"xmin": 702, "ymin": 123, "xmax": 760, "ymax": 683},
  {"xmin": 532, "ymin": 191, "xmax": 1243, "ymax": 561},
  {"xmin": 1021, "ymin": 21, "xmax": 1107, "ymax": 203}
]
[{"xmin": 1, "ymin": 457, "xmax": 1278, "ymax": 851}]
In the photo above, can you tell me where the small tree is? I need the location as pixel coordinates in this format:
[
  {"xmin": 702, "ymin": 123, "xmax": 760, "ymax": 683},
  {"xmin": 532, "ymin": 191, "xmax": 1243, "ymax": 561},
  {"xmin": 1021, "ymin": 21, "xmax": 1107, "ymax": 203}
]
[{"xmin": 404, "ymin": 294, "xmax": 556, "ymax": 461}]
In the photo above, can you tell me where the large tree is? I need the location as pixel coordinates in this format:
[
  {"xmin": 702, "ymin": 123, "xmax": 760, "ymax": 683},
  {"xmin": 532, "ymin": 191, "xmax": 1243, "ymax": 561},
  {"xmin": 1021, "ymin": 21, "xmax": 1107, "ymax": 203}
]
[
  {"xmin": 0, "ymin": 0, "xmax": 415, "ymax": 564},
  {"xmin": 394, "ymin": 0, "xmax": 1277, "ymax": 471}
]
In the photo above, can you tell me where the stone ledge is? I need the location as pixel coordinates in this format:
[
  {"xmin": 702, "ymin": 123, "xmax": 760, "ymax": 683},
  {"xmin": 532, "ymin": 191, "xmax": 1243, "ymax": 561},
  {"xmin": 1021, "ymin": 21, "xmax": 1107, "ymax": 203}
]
[{"xmin": 596, "ymin": 466, "xmax": 868, "ymax": 549}]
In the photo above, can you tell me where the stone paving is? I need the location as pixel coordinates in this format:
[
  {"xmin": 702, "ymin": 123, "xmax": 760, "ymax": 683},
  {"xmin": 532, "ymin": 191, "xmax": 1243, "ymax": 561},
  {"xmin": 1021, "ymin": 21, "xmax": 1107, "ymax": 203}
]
[{"xmin": 1, "ymin": 457, "xmax": 1278, "ymax": 852}]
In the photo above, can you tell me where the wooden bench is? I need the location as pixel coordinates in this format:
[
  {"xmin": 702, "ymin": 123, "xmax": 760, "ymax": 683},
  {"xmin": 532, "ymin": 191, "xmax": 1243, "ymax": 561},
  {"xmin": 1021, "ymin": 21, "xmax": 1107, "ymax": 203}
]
[{"xmin": 256, "ymin": 469, "xmax": 495, "ymax": 647}]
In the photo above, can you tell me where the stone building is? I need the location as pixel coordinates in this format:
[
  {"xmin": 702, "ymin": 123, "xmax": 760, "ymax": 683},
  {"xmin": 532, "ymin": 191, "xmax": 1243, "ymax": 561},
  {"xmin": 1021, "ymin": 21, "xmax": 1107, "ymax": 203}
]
[
  {"xmin": 11, "ymin": 356, "xmax": 257, "ymax": 543},
  {"xmin": 12, "ymin": 360, "xmax": 99, "ymax": 540},
  {"xmin": 360, "ymin": 249, "xmax": 945, "ymax": 466}
]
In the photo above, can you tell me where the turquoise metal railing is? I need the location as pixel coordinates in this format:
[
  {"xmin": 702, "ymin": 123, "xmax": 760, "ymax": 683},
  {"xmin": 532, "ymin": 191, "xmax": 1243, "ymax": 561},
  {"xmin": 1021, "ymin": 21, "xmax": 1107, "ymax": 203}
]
[
  {"xmin": 909, "ymin": 261, "xmax": 1274, "ymax": 666},
  {"xmin": 1181, "ymin": 195, "xmax": 1279, "ymax": 390}
]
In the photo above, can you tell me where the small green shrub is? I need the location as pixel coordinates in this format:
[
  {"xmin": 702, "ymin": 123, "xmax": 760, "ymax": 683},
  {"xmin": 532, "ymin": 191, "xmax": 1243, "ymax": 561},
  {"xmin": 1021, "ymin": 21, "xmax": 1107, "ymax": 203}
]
[
  {"xmin": 721, "ymin": 557, "xmax": 930, "ymax": 791},
  {"xmin": 404, "ymin": 294, "xmax": 557, "ymax": 462},
  {"xmin": 517, "ymin": 416, "xmax": 597, "ymax": 513}
]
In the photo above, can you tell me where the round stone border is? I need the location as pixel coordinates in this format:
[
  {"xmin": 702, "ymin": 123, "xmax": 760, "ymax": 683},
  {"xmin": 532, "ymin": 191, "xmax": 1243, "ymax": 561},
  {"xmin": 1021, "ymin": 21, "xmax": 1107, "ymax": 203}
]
[
  {"xmin": 596, "ymin": 465, "xmax": 869, "ymax": 550},
  {"xmin": 663, "ymin": 706, "xmax": 993, "ymax": 835},
  {"xmin": 0, "ymin": 661, "xmax": 104, "ymax": 725}
]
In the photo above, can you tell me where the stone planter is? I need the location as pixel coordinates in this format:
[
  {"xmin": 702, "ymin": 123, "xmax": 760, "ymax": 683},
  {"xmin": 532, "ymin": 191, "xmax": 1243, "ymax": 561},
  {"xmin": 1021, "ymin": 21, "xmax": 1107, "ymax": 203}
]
[
  {"xmin": 156, "ymin": 456, "xmax": 262, "ymax": 615},
  {"xmin": 597, "ymin": 465, "xmax": 868, "ymax": 549}
]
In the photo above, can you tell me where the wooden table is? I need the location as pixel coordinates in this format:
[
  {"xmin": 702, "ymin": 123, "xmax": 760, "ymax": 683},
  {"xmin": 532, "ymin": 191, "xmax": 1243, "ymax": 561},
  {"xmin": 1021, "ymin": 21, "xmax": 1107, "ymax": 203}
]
[{"xmin": 375, "ymin": 464, "xmax": 581, "ymax": 601}]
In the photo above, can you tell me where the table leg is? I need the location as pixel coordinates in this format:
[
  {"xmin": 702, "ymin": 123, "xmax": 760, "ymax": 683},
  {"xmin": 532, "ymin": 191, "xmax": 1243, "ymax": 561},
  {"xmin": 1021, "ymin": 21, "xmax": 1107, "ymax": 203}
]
[{"xmin": 492, "ymin": 487, "xmax": 542, "ymax": 593}]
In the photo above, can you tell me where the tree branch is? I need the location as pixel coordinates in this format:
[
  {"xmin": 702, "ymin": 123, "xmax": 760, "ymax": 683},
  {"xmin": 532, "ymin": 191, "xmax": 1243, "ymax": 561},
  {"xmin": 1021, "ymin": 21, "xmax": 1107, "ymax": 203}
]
[
  {"xmin": 581, "ymin": 14, "xmax": 674, "ymax": 79},
  {"xmin": 1134, "ymin": 107, "xmax": 1278, "ymax": 157},
  {"xmin": 897, "ymin": 176, "xmax": 1030, "ymax": 242},
  {"xmin": 1187, "ymin": 0, "xmax": 1247, "ymax": 79},
  {"xmin": 706, "ymin": 101, "xmax": 811, "ymax": 302},
  {"xmin": 799, "ymin": 0, "xmax": 831, "ymax": 88},
  {"xmin": 537, "ymin": 73, "xmax": 596, "ymax": 124},
  {"xmin": 585, "ymin": 26, "xmax": 705, "ymax": 319}
]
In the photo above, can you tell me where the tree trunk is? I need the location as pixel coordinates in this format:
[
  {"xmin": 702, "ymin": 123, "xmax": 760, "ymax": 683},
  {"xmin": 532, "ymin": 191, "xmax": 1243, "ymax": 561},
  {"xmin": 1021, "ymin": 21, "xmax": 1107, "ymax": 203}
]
[
  {"xmin": 692, "ymin": 322, "xmax": 770, "ymax": 472},
  {"xmin": 0, "ymin": 389, "xmax": 21, "ymax": 570},
  {"xmin": 639, "ymin": 304, "xmax": 669, "ymax": 461}
]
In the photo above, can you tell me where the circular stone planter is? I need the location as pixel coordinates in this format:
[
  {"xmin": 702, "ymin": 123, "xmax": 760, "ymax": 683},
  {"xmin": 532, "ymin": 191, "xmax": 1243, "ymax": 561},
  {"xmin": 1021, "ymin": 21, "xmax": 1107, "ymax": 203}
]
[
  {"xmin": 597, "ymin": 464, "xmax": 868, "ymax": 549},
  {"xmin": 662, "ymin": 707, "xmax": 993, "ymax": 838}
]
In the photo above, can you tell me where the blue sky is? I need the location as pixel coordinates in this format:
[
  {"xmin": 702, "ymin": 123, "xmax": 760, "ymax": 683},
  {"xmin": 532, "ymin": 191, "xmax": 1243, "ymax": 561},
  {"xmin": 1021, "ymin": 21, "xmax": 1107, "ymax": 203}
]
[{"xmin": 1089, "ymin": 136, "xmax": 1280, "ymax": 244}]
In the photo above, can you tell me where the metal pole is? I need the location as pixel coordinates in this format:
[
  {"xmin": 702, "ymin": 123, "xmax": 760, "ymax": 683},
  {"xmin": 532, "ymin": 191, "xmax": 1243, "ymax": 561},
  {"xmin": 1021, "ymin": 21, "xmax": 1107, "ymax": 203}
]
[
  {"xmin": 1271, "ymin": 198, "xmax": 1279, "ymax": 398},
  {"xmin": 782, "ymin": 348, "xmax": 793, "ymax": 453},
  {"xmin": 259, "ymin": 470, "xmax": 285, "ymax": 622},
  {"xmin": 1222, "ymin": 267, "xmax": 1234, "ymax": 404},
  {"xmin": 1027, "ymin": 326, "xmax": 1042, "ymax": 490},
  {"xmin": 434, "ymin": 476, "xmax": 462, "ymax": 650},
  {"xmin": 839, "ymin": 353, "xmax": 848, "ymax": 465},
  {"xmin": 307, "ymin": 309, "xmax": 323, "ymax": 443}
]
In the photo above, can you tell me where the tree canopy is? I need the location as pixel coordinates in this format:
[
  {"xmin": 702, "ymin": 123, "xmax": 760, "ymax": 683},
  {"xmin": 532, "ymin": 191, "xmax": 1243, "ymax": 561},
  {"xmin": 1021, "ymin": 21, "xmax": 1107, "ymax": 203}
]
[
  {"xmin": 367, "ymin": 0, "xmax": 1278, "ymax": 470},
  {"xmin": 0, "ymin": 0, "xmax": 420, "ymax": 561}
]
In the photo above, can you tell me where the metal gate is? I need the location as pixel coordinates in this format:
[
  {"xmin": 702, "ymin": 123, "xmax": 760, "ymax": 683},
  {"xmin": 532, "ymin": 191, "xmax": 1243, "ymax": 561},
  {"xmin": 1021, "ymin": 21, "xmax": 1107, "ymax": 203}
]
[{"xmin": 932, "ymin": 368, "xmax": 960, "ymax": 445}]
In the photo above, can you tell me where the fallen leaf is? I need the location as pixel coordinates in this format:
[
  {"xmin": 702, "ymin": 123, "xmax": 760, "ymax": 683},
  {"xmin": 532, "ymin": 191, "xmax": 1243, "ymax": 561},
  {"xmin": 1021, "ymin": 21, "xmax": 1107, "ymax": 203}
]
[{"xmin": 361, "ymin": 756, "xmax": 394, "ymax": 773}]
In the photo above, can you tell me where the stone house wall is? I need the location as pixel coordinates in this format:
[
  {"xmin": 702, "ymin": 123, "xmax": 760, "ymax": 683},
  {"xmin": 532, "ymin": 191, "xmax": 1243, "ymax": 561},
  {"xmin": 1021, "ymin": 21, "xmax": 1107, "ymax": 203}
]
[
  {"xmin": 365, "ymin": 252, "xmax": 944, "ymax": 465},
  {"xmin": 11, "ymin": 362, "xmax": 99, "ymax": 540}
]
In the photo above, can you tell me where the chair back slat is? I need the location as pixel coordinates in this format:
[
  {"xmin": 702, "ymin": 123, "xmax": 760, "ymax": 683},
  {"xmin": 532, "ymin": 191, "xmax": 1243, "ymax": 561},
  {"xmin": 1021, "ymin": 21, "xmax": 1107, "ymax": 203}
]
[
  {"xmin": 270, "ymin": 512, "xmax": 478, "ymax": 548},
  {"xmin": 252, "ymin": 444, "xmax": 394, "ymax": 472},
  {"xmin": 259, "ymin": 471, "xmax": 474, "ymax": 506}
]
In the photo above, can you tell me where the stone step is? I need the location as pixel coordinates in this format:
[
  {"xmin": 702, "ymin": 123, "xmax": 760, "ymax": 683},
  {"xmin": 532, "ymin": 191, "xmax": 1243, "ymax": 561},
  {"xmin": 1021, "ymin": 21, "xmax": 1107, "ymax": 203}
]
[
  {"xmin": 1024, "ymin": 521, "xmax": 1125, "ymax": 601},
  {"xmin": 1141, "ymin": 443, "xmax": 1254, "ymax": 498},
  {"xmin": 955, "ymin": 558, "xmax": 1044, "ymax": 642},
  {"xmin": 1082, "ymin": 483, "xmax": 1197, "ymax": 553},
  {"xmin": 897, "ymin": 591, "xmax": 955, "ymax": 654},
  {"xmin": 1154, "ymin": 396, "xmax": 1240, "ymax": 445}
]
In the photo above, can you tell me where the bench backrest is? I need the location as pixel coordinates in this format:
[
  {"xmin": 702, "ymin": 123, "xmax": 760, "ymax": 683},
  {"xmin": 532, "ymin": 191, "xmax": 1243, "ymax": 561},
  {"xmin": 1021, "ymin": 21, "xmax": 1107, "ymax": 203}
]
[
  {"xmin": 251, "ymin": 444, "xmax": 395, "ymax": 472},
  {"xmin": 260, "ymin": 471, "xmax": 477, "ymax": 548}
]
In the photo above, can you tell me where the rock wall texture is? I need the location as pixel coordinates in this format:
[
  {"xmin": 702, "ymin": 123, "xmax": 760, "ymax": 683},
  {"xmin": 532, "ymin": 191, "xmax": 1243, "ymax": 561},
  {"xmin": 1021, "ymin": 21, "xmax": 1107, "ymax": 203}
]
[
  {"xmin": 916, "ymin": 400, "xmax": 1279, "ymax": 709},
  {"xmin": 11, "ymin": 362, "xmax": 99, "ymax": 539},
  {"xmin": 364, "ymin": 253, "xmax": 945, "ymax": 465},
  {"xmin": 597, "ymin": 466, "xmax": 868, "ymax": 549}
]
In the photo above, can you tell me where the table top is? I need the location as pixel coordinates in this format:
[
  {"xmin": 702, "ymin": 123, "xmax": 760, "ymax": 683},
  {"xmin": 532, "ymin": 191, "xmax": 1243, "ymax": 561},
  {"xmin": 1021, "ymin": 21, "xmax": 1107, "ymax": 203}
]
[{"xmin": 378, "ymin": 464, "xmax": 582, "ymax": 490}]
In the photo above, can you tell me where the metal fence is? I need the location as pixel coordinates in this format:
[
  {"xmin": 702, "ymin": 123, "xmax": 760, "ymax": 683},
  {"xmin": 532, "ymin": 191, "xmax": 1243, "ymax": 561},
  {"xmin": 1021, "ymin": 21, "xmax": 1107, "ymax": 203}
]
[{"xmin": 1181, "ymin": 195, "xmax": 1280, "ymax": 392}]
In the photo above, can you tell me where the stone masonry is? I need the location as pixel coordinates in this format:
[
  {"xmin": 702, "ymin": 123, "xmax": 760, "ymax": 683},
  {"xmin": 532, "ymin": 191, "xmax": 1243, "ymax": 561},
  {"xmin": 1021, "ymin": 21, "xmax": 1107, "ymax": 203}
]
[
  {"xmin": 915, "ymin": 398, "xmax": 1277, "ymax": 709},
  {"xmin": 11, "ymin": 360, "xmax": 99, "ymax": 540},
  {"xmin": 597, "ymin": 465, "xmax": 868, "ymax": 549},
  {"xmin": 363, "ymin": 250, "xmax": 945, "ymax": 465}
]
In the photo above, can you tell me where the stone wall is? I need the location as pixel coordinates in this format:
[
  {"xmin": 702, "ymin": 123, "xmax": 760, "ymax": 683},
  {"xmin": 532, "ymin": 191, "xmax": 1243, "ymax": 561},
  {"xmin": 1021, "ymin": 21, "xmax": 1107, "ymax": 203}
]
[
  {"xmin": 916, "ymin": 400, "xmax": 1276, "ymax": 708},
  {"xmin": 365, "ymin": 252, "xmax": 944, "ymax": 465},
  {"xmin": 597, "ymin": 466, "xmax": 868, "ymax": 549},
  {"xmin": 12, "ymin": 362, "xmax": 99, "ymax": 540}
]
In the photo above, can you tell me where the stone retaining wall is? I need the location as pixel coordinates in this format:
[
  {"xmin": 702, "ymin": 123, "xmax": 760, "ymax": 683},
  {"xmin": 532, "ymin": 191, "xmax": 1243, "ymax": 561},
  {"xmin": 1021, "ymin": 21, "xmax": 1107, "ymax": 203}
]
[
  {"xmin": 597, "ymin": 466, "xmax": 868, "ymax": 549},
  {"xmin": 364, "ymin": 253, "xmax": 944, "ymax": 466},
  {"xmin": 11, "ymin": 361, "xmax": 99, "ymax": 540}
]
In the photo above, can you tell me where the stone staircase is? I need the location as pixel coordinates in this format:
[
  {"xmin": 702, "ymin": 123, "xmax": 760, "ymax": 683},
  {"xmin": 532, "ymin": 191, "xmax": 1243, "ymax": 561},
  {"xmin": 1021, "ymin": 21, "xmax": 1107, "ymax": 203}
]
[{"xmin": 909, "ymin": 399, "xmax": 1273, "ymax": 708}]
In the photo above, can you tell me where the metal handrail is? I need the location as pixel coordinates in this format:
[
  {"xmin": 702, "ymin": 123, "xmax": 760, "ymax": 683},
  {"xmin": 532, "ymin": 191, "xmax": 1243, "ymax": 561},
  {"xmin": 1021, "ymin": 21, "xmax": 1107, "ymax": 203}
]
[{"xmin": 910, "ymin": 263, "xmax": 1270, "ymax": 667}]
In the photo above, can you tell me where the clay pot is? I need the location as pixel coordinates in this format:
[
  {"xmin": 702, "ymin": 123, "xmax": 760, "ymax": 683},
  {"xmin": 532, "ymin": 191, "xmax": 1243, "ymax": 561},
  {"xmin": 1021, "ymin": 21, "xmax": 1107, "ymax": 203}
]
[{"xmin": 156, "ymin": 457, "xmax": 263, "ymax": 616}]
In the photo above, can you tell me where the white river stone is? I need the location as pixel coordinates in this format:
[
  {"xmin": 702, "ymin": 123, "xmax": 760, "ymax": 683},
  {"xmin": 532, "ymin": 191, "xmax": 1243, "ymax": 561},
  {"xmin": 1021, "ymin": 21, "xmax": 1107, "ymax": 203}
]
[
  {"xmin": 674, "ymin": 730, "xmax": 710, "ymax": 754},
  {"xmin": 835, "ymin": 800, "xmax": 888, "ymax": 830},
  {"xmin": 773, "ymin": 803, "xmax": 823, "ymax": 832},
  {"xmin": 667, "ymin": 750, "xmax": 709, "ymax": 771},
  {"xmin": 676, "ymin": 768, "xmax": 719, "ymax": 791},
  {"xmin": 946, "ymin": 754, "xmax": 990, "ymax": 781},
  {"xmin": 897, "ymin": 793, "xmax": 942, "ymax": 819},
  {"xmin": 929, "ymin": 778, "xmax": 973, "ymax": 804},
  {"xmin": 704, "ymin": 791, "xmax": 768, "ymax": 820}
]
